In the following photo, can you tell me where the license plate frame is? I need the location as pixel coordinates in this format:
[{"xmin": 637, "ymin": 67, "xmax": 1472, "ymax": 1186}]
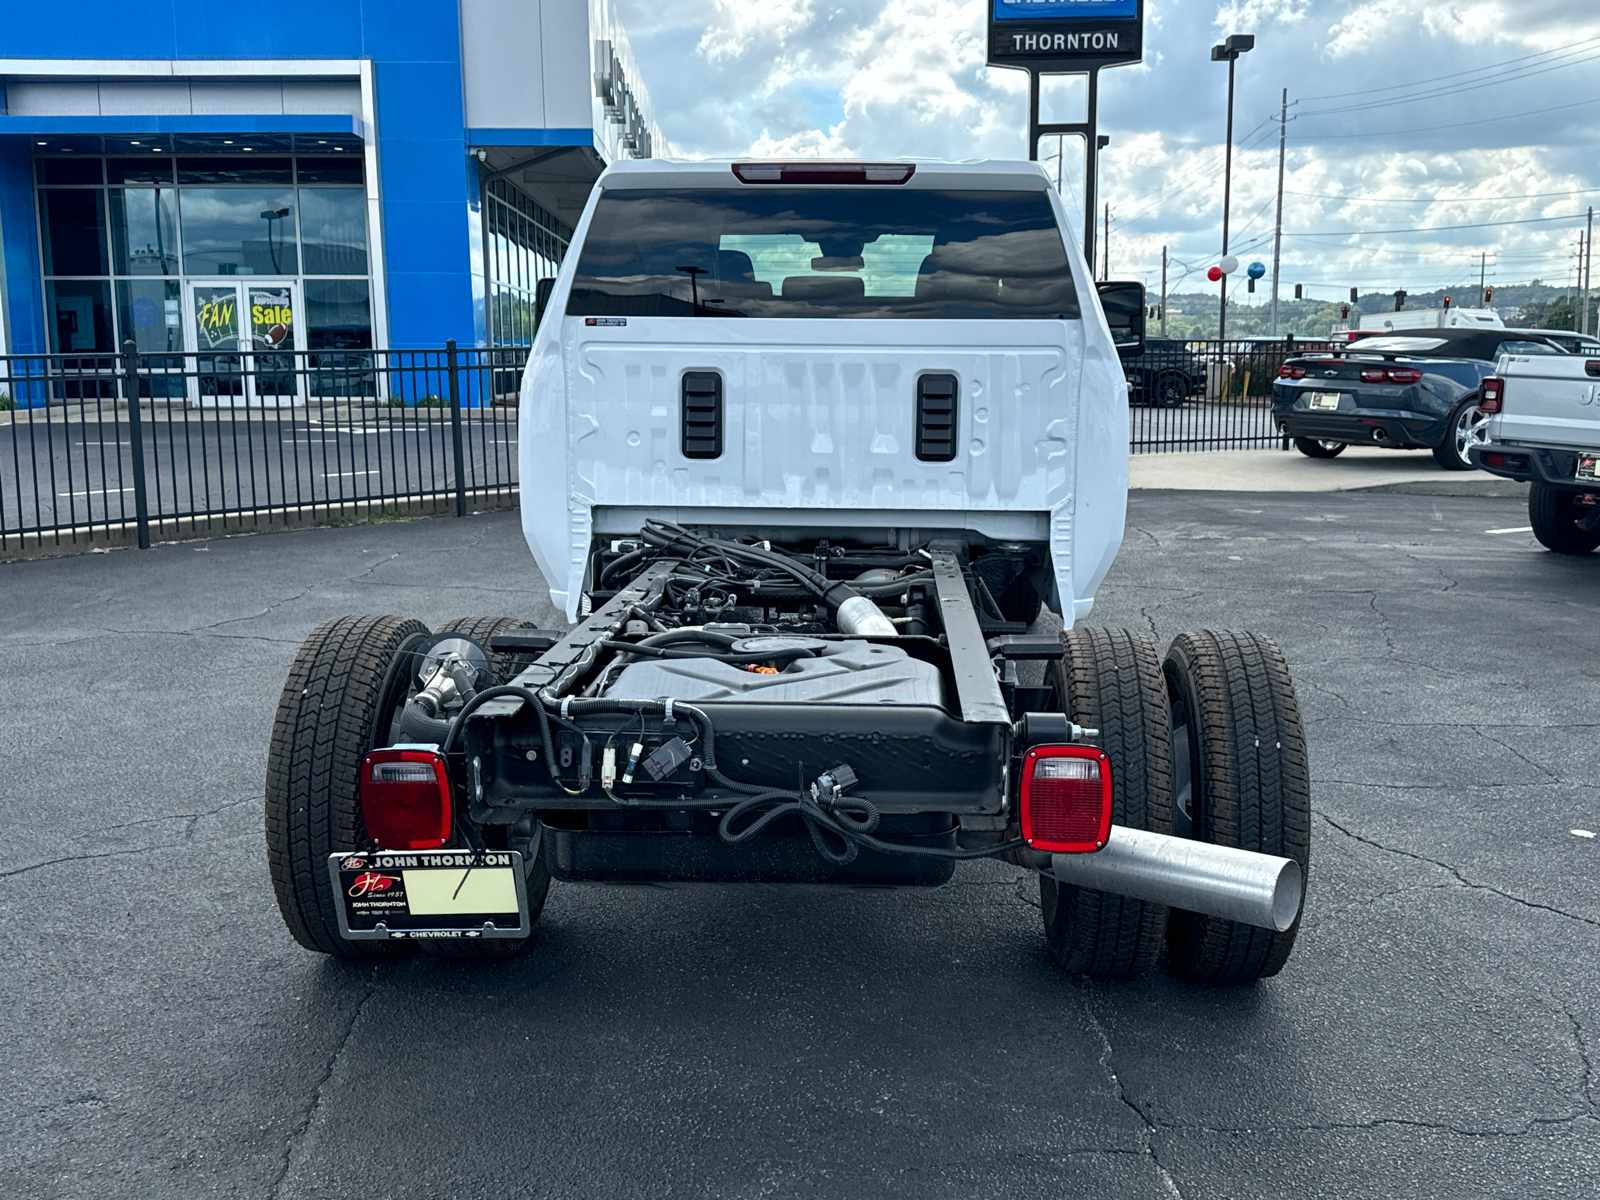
[
  {"xmin": 1578, "ymin": 455, "xmax": 1598, "ymax": 482},
  {"xmin": 1307, "ymin": 391, "xmax": 1343, "ymax": 411},
  {"xmin": 328, "ymin": 849, "xmax": 530, "ymax": 941}
]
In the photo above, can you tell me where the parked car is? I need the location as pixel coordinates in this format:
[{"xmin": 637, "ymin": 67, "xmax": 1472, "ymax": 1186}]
[
  {"xmin": 264, "ymin": 159, "xmax": 1311, "ymax": 985},
  {"xmin": 1122, "ymin": 336, "xmax": 1205, "ymax": 406},
  {"xmin": 1270, "ymin": 328, "xmax": 1571, "ymax": 469},
  {"xmin": 1522, "ymin": 329, "xmax": 1600, "ymax": 355},
  {"xmin": 1470, "ymin": 355, "xmax": 1600, "ymax": 554}
]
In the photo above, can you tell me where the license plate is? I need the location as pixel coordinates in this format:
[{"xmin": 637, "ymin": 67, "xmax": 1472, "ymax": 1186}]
[
  {"xmin": 1578, "ymin": 456, "xmax": 1598, "ymax": 482},
  {"xmin": 1307, "ymin": 391, "xmax": 1343, "ymax": 411},
  {"xmin": 328, "ymin": 850, "xmax": 530, "ymax": 941}
]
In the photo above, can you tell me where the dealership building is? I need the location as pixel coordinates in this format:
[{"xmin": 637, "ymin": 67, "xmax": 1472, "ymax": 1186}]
[{"xmin": 0, "ymin": 0, "xmax": 662, "ymax": 361}]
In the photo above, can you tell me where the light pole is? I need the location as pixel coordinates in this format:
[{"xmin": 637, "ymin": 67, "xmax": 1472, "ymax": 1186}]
[
  {"xmin": 260, "ymin": 207, "xmax": 291, "ymax": 274},
  {"xmin": 1211, "ymin": 34, "xmax": 1254, "ymax": 341}
]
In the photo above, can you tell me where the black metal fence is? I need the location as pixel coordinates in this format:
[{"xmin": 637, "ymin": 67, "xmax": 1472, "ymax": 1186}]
[
  {"xmin": 2, "ymin": 335, "xmax": 1329, "ymax": 558},
  {"xmin": 1127, "ymin": 336, "xmax": 1332, "ymax": 453},
  {"xmin": 1, "ymin": 341, "xmax": 524, "ymax": 556}
]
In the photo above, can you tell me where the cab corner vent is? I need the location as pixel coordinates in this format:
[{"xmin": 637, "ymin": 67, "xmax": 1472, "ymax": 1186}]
[
  {"xmin": 681, "ymin": 371, "xmax": 723, "ymax": 459},
  {"xmin": 916, "ymin": 374, "xmax": 958, "ymax": 462}
]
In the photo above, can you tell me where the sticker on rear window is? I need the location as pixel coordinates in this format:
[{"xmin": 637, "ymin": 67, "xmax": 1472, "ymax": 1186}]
[{"xmin": 585, "ymin": 317, "xmax": 627, "ymax": 327}]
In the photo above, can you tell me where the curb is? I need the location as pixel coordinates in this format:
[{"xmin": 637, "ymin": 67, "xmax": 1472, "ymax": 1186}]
[{"xmin": 1340, "ymin": 479, "xmax": 1531, "ymax": 498}]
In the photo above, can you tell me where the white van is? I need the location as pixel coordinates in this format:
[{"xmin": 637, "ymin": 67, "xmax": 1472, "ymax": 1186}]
[{"xmin": 264, "ymin": 160, "xmax": 1312, "ymax": 985}]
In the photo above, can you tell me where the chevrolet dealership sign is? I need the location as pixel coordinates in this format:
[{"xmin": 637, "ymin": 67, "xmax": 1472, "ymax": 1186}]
[{"xmin": 988, "ymin": 0, "xmax": 1143, "ymax": 70}]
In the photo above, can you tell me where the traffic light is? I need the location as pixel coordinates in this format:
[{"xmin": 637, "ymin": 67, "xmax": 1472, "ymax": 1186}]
[
  {"xmin": 1340, "ymin": 305, "xmax": 1351, "ymax": 320},
  {"xmin": 1484, "ymin": 286, "xmax": 1494, "ymax": 303},
  {"xmin": 1248, "ymin": 277, "xmax": 1256, "ymax": 293},
  {"xmin": 1294, "ymin": 283, "xmax": 1303, "ymax": 300},
  {"xmin": 1350, "ymin": 287, "xmax": 1359, "ymax": 302},
  {"xmin": 1394, "ymin": 289, "xmax": 1407, "ymax": 311},
  {"xmin": 1443, "ymin": 295, "xmax": 1452, "ymax": 309}
]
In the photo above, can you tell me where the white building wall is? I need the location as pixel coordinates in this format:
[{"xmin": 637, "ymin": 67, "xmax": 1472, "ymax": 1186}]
[{"xmin": 459, "ymin": 0, "xmax": 548, "ymax": 129}]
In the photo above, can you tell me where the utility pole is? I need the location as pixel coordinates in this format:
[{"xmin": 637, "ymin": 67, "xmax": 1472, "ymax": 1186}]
[
  {"xmin": 1270, "ymin": 87, "xmax": 1287, "ymax": 337},
  {"xmin": 1161, "ymin": 245, "xmax": 1168, "ymax": 336},
  {"xmin": 1102, "ymin": 203, "xmax": 1110, "ymax": 280},
  {"xmin": 1479, "ymin": 252, "xmax": 1487, "ymax": 308},
  {"xmin": 1585, "ymin": 206, "xmax": 1594, "ymax": 335}
]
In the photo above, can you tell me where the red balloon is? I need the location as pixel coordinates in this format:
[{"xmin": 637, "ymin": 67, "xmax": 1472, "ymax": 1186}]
[{"xmin": 1207, "ymin": 266, "xmax": 1224, "ymax": 282}]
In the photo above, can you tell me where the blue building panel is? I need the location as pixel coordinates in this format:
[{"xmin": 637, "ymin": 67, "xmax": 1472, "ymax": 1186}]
[{"xmin": 0, "ymin": 0, "xmax": 657, "ymax": 357}]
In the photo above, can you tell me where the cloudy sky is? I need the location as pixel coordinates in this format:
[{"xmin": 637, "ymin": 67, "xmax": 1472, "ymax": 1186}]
[{"xmin": 614, "ymin": 0, "xmax": 1600, "ymax": 303}]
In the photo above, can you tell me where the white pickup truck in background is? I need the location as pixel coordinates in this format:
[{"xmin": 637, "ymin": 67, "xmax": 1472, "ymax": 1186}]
[{"xmin": 1471, "ymin": 355, "xmax": 1600, "ymax": 554}]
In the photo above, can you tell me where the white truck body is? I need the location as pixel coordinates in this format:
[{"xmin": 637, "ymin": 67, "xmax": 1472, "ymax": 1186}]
[
  {"xmin": 517, "ymin": 159, "xmax": 1129, "ymax": 625},
  {"xmin": 1489, "ymin": 355, "xmax": 1600, "ymax": 452},
  {"xmin": 1352, "ymin": 307, "xmax": 1504, "ymax": 336}
]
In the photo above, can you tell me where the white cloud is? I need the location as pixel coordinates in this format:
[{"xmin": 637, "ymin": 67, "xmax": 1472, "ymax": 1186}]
[
  {"xmin": 697, "ymin": 0, "xmax": 816, "ymax": 62},
  {"xmin": 616, "ymin": 0, "xmax": 1600, "ymax": 294}
]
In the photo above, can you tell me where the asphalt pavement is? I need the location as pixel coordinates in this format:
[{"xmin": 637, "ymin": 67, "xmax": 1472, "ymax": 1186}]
[{"xmin": 3, "ymin": 496, "xmax": 1598, "ymax": 1199}]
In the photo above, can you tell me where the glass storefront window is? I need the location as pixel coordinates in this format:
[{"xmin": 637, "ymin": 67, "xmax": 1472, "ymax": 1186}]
[
  {"xmin": 116, "ymin": 280, "xmax": 183, "ymax": 355},
  {"xmin": 179, "ymin": 188, "xmax": 298, "ymax": 276},
  {"xmin": 177, "ymin": 157, "xmax": 293, "ymax": 186},
  {"xmin": 111, "ymin": 188, "xmax": 179, "ymax": 276},
  {"xmin": 297, "ymin": 157, "xmax": 364, "ymax": 185},
  {"xmin": 46, "ymin": 280, "xmax": 114, "ymax": 352},
  {"xmin": 298, "ymin": 189, "xmax": 368, "ymax": 275},
  {"xmin": 40, "ymin": 188, "xmax": 110, "ymax": 276},
  {"xmin": 107, "ymin": 157, "xmax": 175, "ymax": 186},
  {"xmin": 305, "ymin": 279, "xmax": 373, "ymax": 349}
]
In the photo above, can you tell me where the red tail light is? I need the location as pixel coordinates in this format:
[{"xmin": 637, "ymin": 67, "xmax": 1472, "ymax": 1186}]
[
  {"xmin": 1480, "ymin": 376, "xmax": 1504, "ymax": 413},
  {"xmin": 1360, "ymin": 368, "xmax": 1386, "ymax": 382},
  {"xmin": 359, "ymin": 748, "xmax": 452, "ymax": 850},
  {"xmin": 732, "ymin": 162, "xmax": 915, "ymax": 185},
  {"xmin": 1278, "ymin": 363, "xmax": 1306, "ymax": 379},
  {"xmin": 1019, "ymin": 745, "xmax": 1112, "ymax": 854},
  {"xmin": 1385, "ymin": 368, "xmax": 1423, "ymax": 384}
]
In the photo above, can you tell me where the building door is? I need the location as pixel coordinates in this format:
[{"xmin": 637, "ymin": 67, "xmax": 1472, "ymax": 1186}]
[{"xmin": 183, "ymin": 281, "xmax": 305, "ymax": 406}]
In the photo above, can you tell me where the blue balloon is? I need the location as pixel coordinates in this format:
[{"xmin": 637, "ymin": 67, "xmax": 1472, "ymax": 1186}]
[{"xmin": 1247, "ymin": 261, "xmax": 1267, "ymax": 280}]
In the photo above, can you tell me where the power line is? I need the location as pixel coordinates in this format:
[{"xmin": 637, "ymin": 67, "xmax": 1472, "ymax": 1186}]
[
  {"xmin": 1295, "ymin": 39, "xmax": 1600, "ymax": 117},
  {"xmin": 1296, "ymin": 33, "xmax": 1600, "ymax": 102},
  {"xmin": 1283, "ymin": 185, "xmax": 1600, "ymax": 204},
  {"xmin": 1290, "ymin": 95, "xmax": 1600, "ymax": 141},
  {"xmin": 1284, "ymin": 212, "xmax": 1589, "ymax": 238}
]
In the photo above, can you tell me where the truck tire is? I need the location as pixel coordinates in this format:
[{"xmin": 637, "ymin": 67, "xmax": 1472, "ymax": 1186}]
[
  {"xmin": 422, "ymin": 616, "xmax": 554, "ymax": 960},
  {"xmin": 1039, "ymin": 628, "xmax": 1174, "ymax": 979},
  {"xmin": 1163, "ymin": 630, "xmax": 1310, "ymax": 983},
  {"xmin": 1528, "ymin": 484, "xmax": 1600, "ymax": 555},
  {"xmin": 1155, "ymin": 372, "xmax": 1190, "ymax": 408},
  {"xmin": 432, "ymin": 615, "xmax": 543, "ymax": 683},
  {"xmin": 265, "ymin": 615, "xmax": 430, "ymax": 959},
  {"xmin": 1294, "ymin": 438, "xmax": 1346, "ymax": 459}
]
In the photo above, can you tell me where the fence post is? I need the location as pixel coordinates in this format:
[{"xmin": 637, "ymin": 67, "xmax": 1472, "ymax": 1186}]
[
  {"xmin": 447, "ymin": 339, "xmax": 467, "ymax": 517},
  {"xmin": 122, "ymin": 339, "xmax": 151, "ymax": 549}
]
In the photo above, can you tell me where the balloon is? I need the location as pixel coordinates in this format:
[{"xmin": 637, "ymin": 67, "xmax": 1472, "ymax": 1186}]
[
  {"xmin": 1207, "ymin": 266, "xmax": 1224, "ymax": 282},
  {"xmin": 1219, "ymin": 255, "xmax": 1239, "ymax": 275},
  {"xmin": 1247, "ymin": 261, "xmax": 1266, "ymax": 279}
]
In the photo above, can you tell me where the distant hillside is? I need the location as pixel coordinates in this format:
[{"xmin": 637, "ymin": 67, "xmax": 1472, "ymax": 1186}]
[{"xmin": 1152, "ymin": 280, "xmax": 1590, "ymax": 339}]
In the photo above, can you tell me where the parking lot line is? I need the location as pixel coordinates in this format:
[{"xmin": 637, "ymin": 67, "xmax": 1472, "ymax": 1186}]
[{"xmin": 1485, "ymin": 526, "xmax": 1533, "ymax": 534}]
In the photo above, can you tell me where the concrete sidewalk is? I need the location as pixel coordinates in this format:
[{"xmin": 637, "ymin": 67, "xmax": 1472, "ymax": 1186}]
[{"xmin": 1130, "ymin": 443, "xmax": 1529, "ymax": 496}]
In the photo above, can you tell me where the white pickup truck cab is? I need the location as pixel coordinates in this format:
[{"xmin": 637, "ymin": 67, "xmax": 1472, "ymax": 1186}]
[
  {"xmin": 1472, "ymin": 355, "xmax": 1600, "ymax": 554},
  {"xmin": 264, "ymin": 161, "xmax": 1311, "ymax": 985}
]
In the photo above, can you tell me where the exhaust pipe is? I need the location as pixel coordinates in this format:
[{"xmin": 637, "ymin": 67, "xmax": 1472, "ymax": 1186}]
[
  {"xmin": 1371, "ymin": 427, "xmax": 1389, "ymax": 442},
  {"xmin": 1047, "ymin": 825, "xmax": 1303, "ymax": 932}
]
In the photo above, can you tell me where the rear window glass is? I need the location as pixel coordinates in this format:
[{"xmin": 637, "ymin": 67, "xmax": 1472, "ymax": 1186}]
[{"xmin": 566, "ymin": 188, "xmax": 1080, "ymax": 320}]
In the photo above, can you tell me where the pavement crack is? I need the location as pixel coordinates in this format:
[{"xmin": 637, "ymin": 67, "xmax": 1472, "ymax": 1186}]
[
  {"xmin": 0, "ymin": 841, "xmax": 186, "ymax": 881},
  {"xmin": 1083, "ymin": 983, "xmax": 1184, "ymax": 1199},
  {"xmin": 270, "ymin": 968, "xmax": 378, "ymax": 1200},
  {"xmin": 1564, "ymin": 1007, "xmax": 1598, "ymax": 1119},
  {"xmin": 98, "ymin": 794, "xmax": 255, "ymax": 838},
  {"xmin": 199, "ymin": 584, "xmax": 319, "ymax": 631},
  {"xmin": 1317, "ymin": 812, "xmax": 1600, "ymax": 930},
  {"xmin": 1472, "ymin": 726, "xmax": 1561, "ymax": 782}
]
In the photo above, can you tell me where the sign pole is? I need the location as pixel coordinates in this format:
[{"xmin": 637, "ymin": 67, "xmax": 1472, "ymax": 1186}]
[{"xmin": 990, "ymin": 1, "xmax": 1142, "ymax": 274}]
